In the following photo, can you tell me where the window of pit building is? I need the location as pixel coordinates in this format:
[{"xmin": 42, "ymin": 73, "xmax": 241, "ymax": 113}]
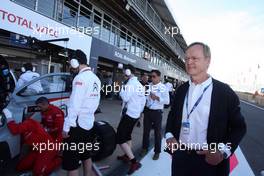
[
  {"xmin": 101, "ymin": 14, "xmax": 112, "ymax": 43},
  {"xmin": 156, "ymin": 53, "xmax": 162, "ymax": 66},
  {"xmin": 56, "ymin": 0, "xmax": 64, "ymax": 21},
  {"xmin": 37, "ymin": 0, "xmax": 56, "ymax": 18},
  {"xmin": 156, "ymin": 55, "xmax": 160, "ymax": 66},
  {"xmin": 126, "ymin": 31, "xmax": 132, "ymax": 52},
  {"xmin": 141, "ymin": 40, "xmax": 146, "ymax": 58},
  {"xmin": 104, "ymin": 13, "xmax": 112, "ymax": 23},
  {"xmin": 136, "ymin": 38, "xmax": 145, "ymax": 58},
  {"xmin": 79, "ymin": 0, "xmax": 93, "ymax": 32},
  {"xmin": 144, "ymin": 44, "xmax": 151, "ymax": 61},
  {"xmin": 158, "ymin": 58, "xmax": 161, "ymax": 66},
  {"xmin": 153, "ymin": 52, "xmax": 158, "ymax": 65},
  {"xmin": 110, "ymin": 25, "xmax": 117, "ymax": 46},
  {"xmin": 80, "ymin": 0, "xmax": 93, "ymax": 11},
  {"xmin": 130, "ymin": 36, "xmax": 137, "ymax": 55},
  {"xmin": 161, "ymin": 60, "xmax": 164, "ymax": 68},
  {"xmin": 160, "ymin": 55, "xmax": 165, "ymax": 66},
  {"xmin": 150, "ymin": 50, "xmax": 154, "ymax": 63},
  {"xmin": 119, "ymin": 27, "xmax": 127, "ymax": 50},
  {"xmin": 14, "ymin": 0, "xmax": 37, "ymax": 10},
  {"xmin": 159, "ymin": 56, "xmax": 163, "ymax": 66},
  {"xmin": 152, "ymin": 55, "xmax": 156, "ymax": 65},
  {"xmin": 135, "ymin": 38, "xmax": 141, "ymax": 58},
  {"xmin": 110, "ymin": 20, "xmax": 120, "ymax": 46},
  {"xmin": 136, "ymin": 0, "xmax": 146, "ymax": 11},
  {"xmin": 157, "ymin": 55, "xmax": 161, "ymax": 66},
  {"xmin": 92, "ymin": 8, "xmax": 102, "ymax": 39},
  {"xmin": 62, "ymin": 0, "xmax": 78, "ymax": 27}
]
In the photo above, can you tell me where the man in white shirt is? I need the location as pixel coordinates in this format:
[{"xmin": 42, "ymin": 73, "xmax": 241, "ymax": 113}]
[
  {"xmin": 165, "ymin": 80, "xmax": 173, "ymax": 92},
  {"xmin": 17, "ymin": 63, "xmax": 42, "ymax": 93},
  {"xmin": 164, "ymin": 79, "xmax": 174, "ymax": 108},
  {"xmin": 165, "ymin": 42, "xmax": 246, "ymax": 176},
  {"xmin": 116, "ymin": 65, "xmax": 146, "ymax": 175},
  {"xmin": 62, "ymin": 50, "xmax": 101, "ymax": 176},
  {"xmin": 141, "ymin": 70, "xmax": 169, "ymax": 160}
]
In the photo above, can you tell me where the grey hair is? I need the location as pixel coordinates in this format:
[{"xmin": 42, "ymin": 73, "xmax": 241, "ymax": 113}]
[{"xmin": 186, "ymin": 42, "xmax": 211, "ymax": 59}]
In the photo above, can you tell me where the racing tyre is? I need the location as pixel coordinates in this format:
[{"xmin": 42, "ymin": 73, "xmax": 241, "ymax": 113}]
[{"xmin": 91, "ymin": 121, "xmax": 116, "ymax": 161}]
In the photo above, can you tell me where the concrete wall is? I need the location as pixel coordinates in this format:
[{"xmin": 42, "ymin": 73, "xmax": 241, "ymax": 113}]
[{"xmin": 237, "ymin": 92, "xmax": 264, "ymax": 107}]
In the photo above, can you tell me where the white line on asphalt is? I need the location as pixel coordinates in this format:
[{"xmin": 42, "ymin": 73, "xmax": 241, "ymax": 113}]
[{"xmin": 240, "ymin": 100, "xmax": 264, "ymax": 111}]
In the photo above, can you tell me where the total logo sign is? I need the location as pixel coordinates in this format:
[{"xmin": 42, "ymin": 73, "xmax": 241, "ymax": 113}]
[
  {"xmin": 0, "ymin": 0, "xmax": 92, "ymax": 63},
  {"xmin": 0, "ymin": 8, "xmax": 58, "ymax": 38}
]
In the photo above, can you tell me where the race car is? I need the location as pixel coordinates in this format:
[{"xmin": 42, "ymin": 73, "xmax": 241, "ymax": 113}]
[{"xmin": 0, "ymin": 57, "xmax": 116, "ymax": 170}]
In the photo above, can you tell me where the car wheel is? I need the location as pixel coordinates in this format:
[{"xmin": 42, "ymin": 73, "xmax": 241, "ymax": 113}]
[{"xmin": 91, "ymin": 121, "xmax": 116, "ymax": 161}]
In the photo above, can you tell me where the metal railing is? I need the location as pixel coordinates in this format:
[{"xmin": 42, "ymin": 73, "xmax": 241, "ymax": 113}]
[{"xmin": 128, "ymin": 0, "xmax": 185, "ymax": 60}]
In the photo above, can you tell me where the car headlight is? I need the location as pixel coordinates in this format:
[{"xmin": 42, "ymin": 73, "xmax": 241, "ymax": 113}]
[{"xmin": 0, "ymin": 112, "xmax": 6, "ymax": 128}]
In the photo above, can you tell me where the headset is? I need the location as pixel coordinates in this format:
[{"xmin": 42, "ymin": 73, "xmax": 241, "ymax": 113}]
[
  {"xmin": 21, "ymin": 64, "xmax": 36, "ymax": 72},
  {"xmin": 21, "ymin": 67, "xmax": 26, "ymax": 73},
  {"xmin": 125, "ymin": 69, "xmax": 131, "ymax": 76},
  {"xmin": 69, "ymin": 50, "xmax": 89, "ymax": 69},
  {"xmin": 70, "ymin": 58, "xmax": 79, "ymax": 69},
  {"xmin": 70, "ymin": 58, "xmax": 92, "ymax": 70}
]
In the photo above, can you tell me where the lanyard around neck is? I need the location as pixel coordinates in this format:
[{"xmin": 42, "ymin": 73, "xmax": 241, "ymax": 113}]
[{"xmin": 185, "ymin": 83, "xmax": 212, "ymax": 120}]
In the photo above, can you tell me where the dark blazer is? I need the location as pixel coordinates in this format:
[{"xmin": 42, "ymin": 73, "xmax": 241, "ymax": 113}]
[{"xmin": 165, "ymin": 78, "xmax": 247, "ymax": 175}]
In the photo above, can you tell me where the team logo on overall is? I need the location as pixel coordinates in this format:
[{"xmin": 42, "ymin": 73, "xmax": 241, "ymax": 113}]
[{"xmin": 93, "ymin": 82, "xmax": 99, "ymax": 92}]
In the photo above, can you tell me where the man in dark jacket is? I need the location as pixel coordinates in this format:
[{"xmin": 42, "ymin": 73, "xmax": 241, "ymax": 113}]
[{"xmin": 165, "ymin": 42, "xmax": 246, "ymax": 176}]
